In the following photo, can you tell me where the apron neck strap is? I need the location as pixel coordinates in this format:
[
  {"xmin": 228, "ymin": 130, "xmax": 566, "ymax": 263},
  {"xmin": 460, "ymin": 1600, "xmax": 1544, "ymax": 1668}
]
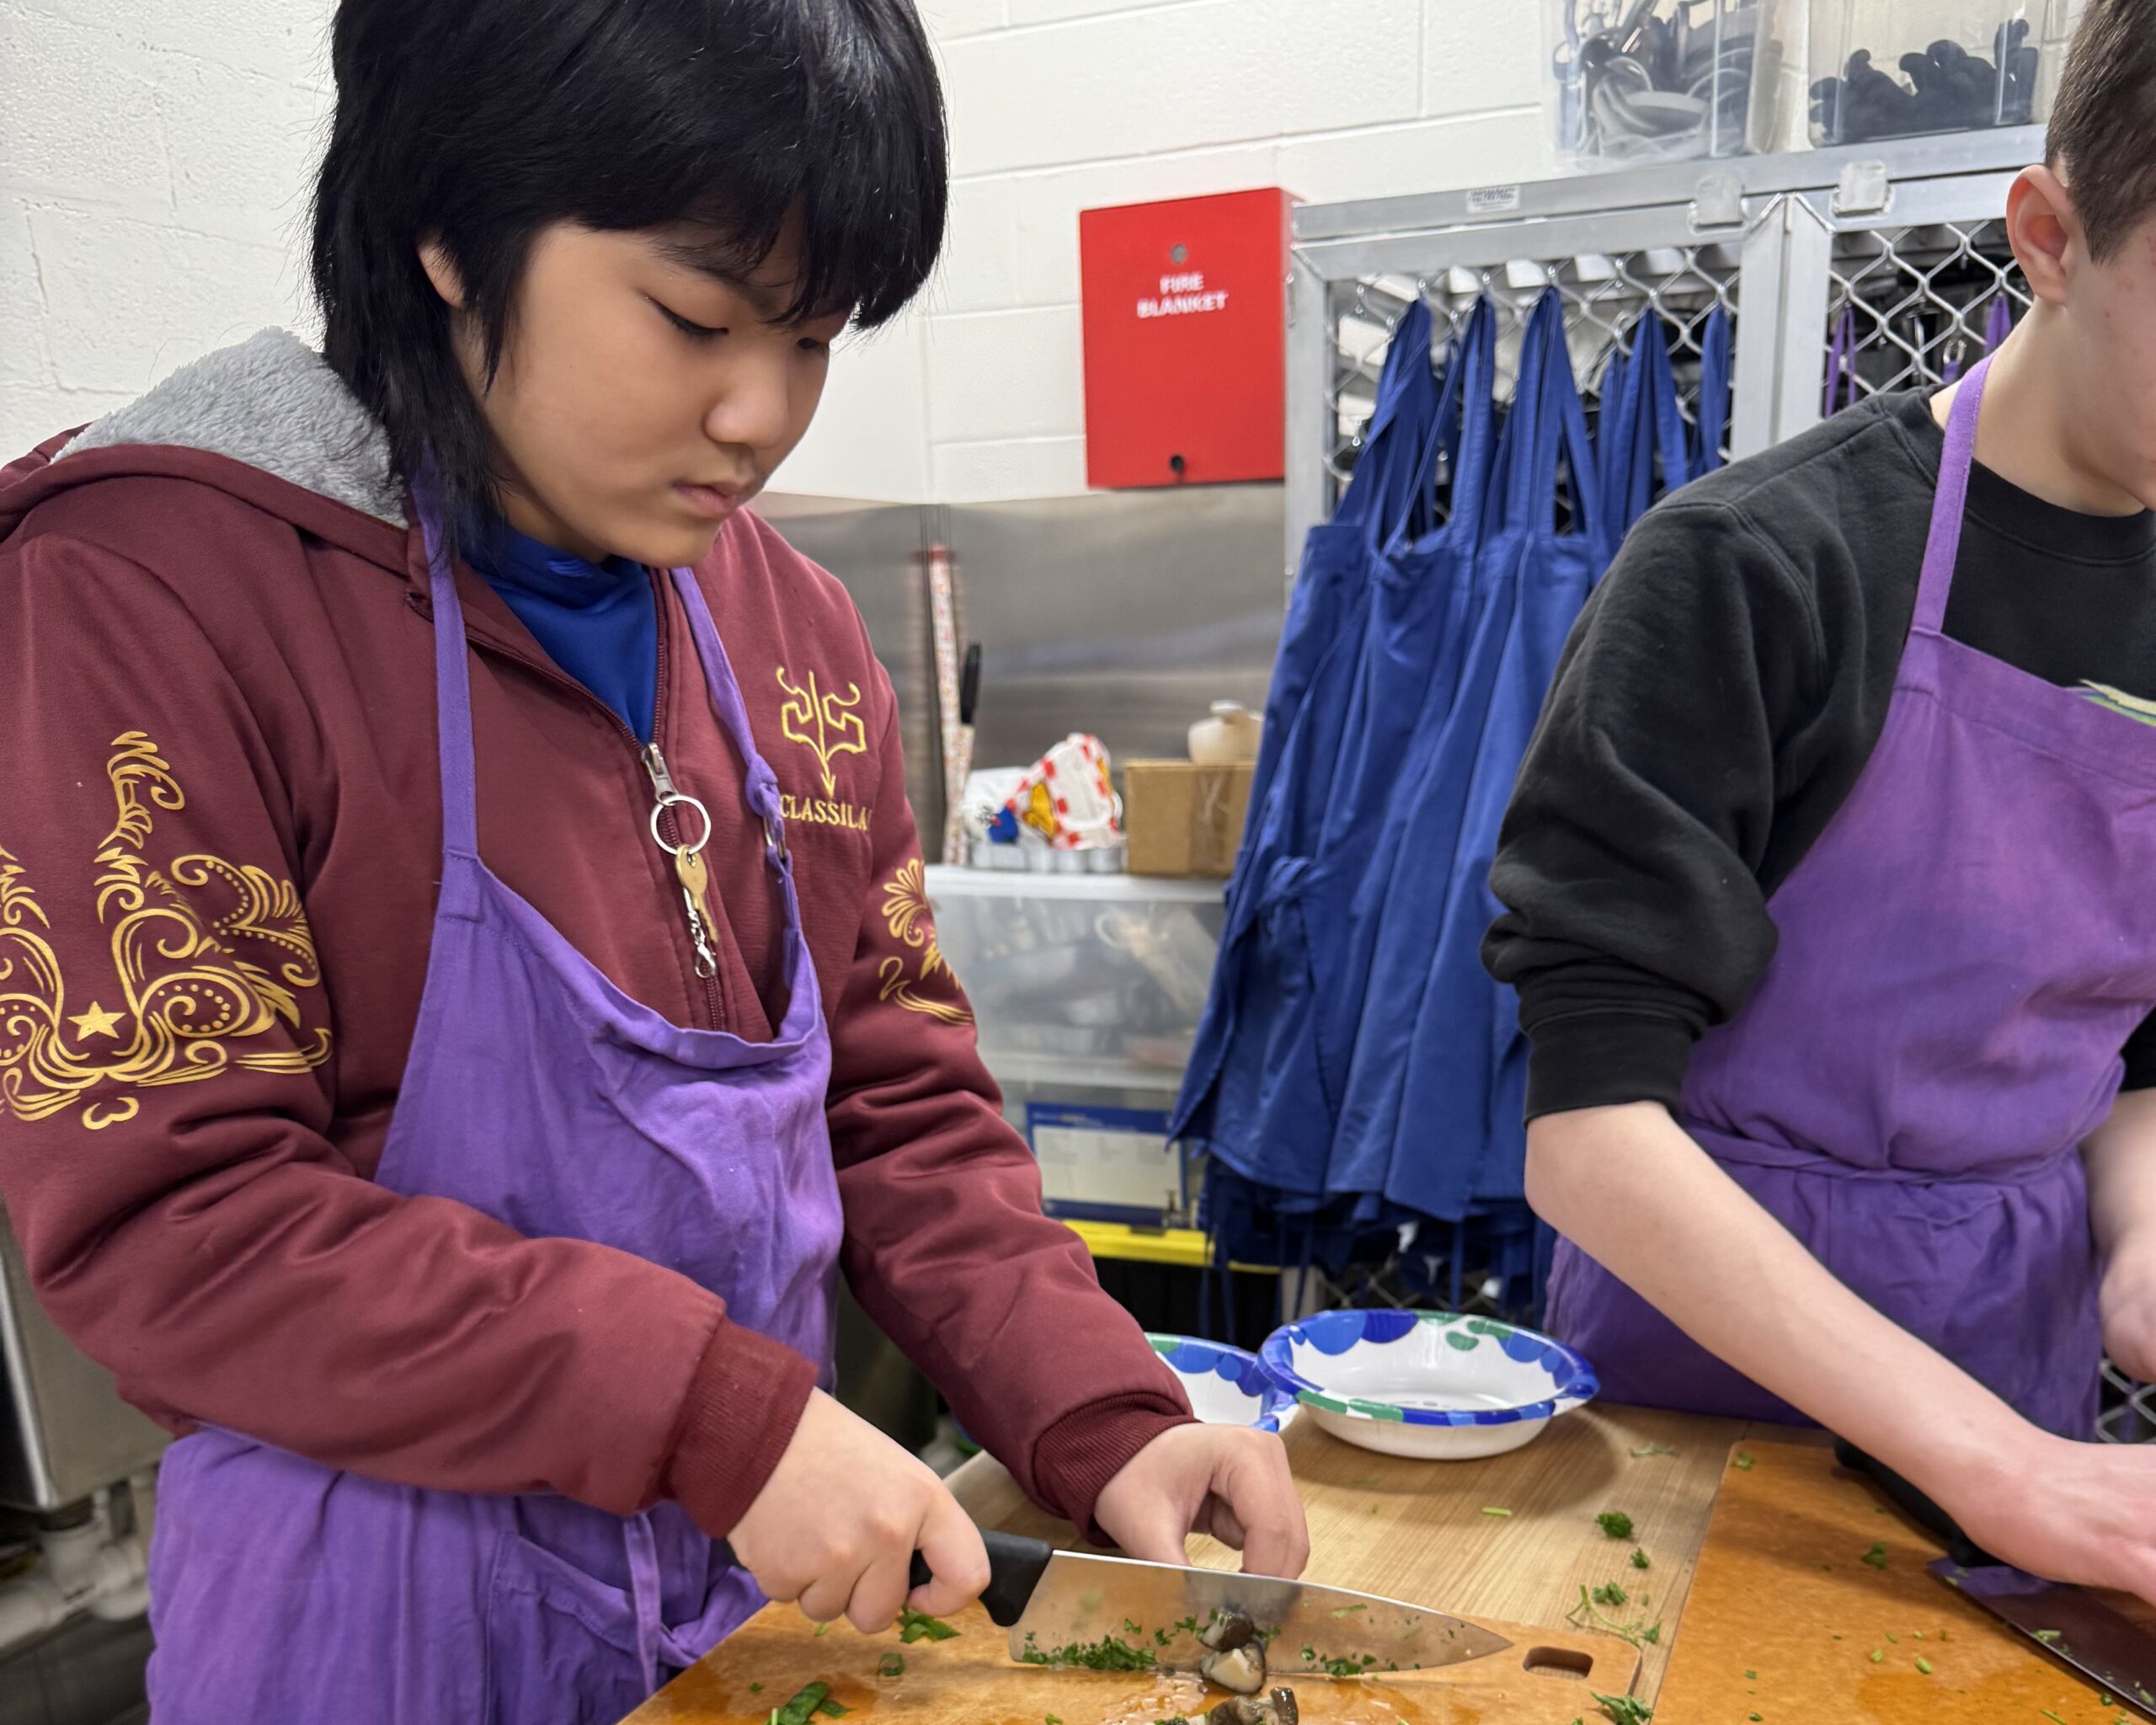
[
  {"xmin": 666, "ymin": 568, "xmax": 792, "ymax": 867},
  {"xmin": 1914, "ymin": 353, "xmax": 1992, "ymax": 638},
  {"xmin": 411, "ymin": 474, "xmax": 483, "ymax": 860}
]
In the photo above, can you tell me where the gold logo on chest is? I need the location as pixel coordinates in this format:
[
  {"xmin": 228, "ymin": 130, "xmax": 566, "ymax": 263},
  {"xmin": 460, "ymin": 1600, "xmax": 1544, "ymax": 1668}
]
[{"xmin": 775, "ymin": 667, "xmax": 872, "ymax": 832}]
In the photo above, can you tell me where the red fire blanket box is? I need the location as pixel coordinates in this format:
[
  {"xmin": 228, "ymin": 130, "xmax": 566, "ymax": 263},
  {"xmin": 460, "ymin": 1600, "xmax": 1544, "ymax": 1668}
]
[{"xmin": 1078, "ymin": 186, "xmax": 1294, "ymax": 490}]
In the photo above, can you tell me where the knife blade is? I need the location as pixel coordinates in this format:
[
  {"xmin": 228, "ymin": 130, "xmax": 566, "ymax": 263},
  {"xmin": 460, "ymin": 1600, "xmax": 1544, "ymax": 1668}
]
[
  {"xmin": 1836, "ymin": 1439, "xmax": 2156, "ymax": 1718},
  {"xmin": 915, "ymin": 1530, "xmax": 1512, "ymax": 1677}
]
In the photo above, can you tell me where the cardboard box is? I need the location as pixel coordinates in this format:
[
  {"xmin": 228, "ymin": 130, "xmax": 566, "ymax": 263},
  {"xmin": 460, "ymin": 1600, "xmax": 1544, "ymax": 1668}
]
[{"xmin": 1122, "ymin": 761, "xmax": 1255, "ymax": 878}]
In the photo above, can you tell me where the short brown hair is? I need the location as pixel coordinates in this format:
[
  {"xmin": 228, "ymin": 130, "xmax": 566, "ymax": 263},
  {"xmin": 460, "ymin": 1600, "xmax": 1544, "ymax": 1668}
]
[{"xmin": 2047, "ymin": 0, "xmax": 2156, "ymax": 260}]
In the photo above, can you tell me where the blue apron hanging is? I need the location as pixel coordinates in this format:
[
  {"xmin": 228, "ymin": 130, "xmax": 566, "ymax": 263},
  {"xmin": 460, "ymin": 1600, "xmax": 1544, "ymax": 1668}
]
[
  {"xmin": 1238, "ymin": 302, "xmax": 1441, "ymax": 841},
  {"xmin": 1694, "ymin": 303, "xmax": 1732, "ymax": 475},
  {"xmin": 1599, "ymin": 312, "xmax": 1693, "ymax": 542},
  {"xmin": 1322, "ymin": 295, "xmax": 1561, "ymax": 1214},
  {"xmin": 1303, "ymin": 301, "xmax": 1502, "ymax": 1167},
  {"xmin": 1174, "ymin": 302, "xmax": 1442, "ymax": 1194},
  {"xmin": 1378, "ymin": 291, "xmax": 1611, "ymax": 1222}
]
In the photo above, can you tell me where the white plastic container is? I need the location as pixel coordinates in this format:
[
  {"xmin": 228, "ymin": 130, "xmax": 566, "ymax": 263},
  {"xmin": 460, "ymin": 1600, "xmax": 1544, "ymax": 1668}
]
[
  {"xmin": 1187, "ymin": 702, "xmax": 1262, "ymax": 767},
  {"xmin": 1548, "ymin": 0, "xmax": 1791, "ymax": 166},
  {"xmin": 1809, "ymin": 0, "xmax": 2083, "ymax": 146}
]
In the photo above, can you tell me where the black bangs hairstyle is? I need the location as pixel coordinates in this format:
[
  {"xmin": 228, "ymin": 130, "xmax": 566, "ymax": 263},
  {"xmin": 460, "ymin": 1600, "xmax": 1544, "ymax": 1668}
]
[{"xmin": 310, "ymin": 0, "xmax": 947, "ymax": 533}]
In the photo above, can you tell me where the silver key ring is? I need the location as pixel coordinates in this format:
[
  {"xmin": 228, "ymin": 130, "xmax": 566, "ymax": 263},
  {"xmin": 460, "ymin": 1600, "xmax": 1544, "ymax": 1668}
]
[{"xmin": 650, "ymin": 793, "xmax": 713, "ymax": 857}]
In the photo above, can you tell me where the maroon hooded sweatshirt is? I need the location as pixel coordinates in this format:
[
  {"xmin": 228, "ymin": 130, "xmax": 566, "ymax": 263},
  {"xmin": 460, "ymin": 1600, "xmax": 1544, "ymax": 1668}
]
[{"xmin": 0, "ymin": 329, "xmax": 1188, "ymax": 1539}]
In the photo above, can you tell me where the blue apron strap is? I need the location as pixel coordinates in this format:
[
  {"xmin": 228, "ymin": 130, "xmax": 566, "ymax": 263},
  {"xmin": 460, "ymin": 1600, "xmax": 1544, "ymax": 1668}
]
[
  {"xmin": 1595, "ymin": 334, "xmax": 1644, "ymax": 545},
  {"xmin": 1694, "ymin": 305, "xmax": 1732, "ymax": 475},
  {"xmin": 1387, "ymin": 296, "xmax": 1497, "ymax": 555},
  {"xmin": 1493, "ymin": 290, "xmax": 1563, "ymax": 535},
  {"xmin": 1338, "ymin": 300, "xmax": 1436, "ymax": 539},
  {"xmin": 1443, "ymin": 298, "xmax": 1502, "ymax": 544},
  {"xmin": 1643, "ymin": 316, "xmax": 1691, "ymax": 497}
]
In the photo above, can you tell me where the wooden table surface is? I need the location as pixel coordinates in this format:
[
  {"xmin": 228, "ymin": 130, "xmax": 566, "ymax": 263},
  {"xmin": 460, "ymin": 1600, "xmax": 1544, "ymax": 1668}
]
[{"xmin": 948, "ymin": 1404, "xmax": 1827, "ymax": 1705}]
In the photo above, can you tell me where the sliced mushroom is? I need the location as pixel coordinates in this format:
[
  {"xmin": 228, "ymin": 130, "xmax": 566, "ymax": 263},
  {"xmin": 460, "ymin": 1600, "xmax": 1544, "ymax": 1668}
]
[
  {"xmin": 1199, "ymin": 1639, "xmax": 1267, "ymax": 1696},
  {"xmin": 1198, "ymin": 1610, "xmax": 1259, "ymax": 1653},
  {"xmin": 1205, "ymin": 1687, "xmax": 1299, "ymax": 1725}
]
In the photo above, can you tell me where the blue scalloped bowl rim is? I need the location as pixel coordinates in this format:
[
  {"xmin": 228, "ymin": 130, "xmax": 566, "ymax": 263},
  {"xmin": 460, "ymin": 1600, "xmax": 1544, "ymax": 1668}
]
[
  {"xmin": 1257, "ymin": 1310, "xmax": 1599, "ymax": 1428},
  {"xmin": 1145, "ymin": 1332, "xmax": 1296, "ymax": 1434}
]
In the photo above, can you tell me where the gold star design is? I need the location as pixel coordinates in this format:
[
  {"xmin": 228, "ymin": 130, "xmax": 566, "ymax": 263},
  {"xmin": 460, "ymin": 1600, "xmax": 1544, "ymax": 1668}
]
[{"xmin": 68, "ymin": 1002, "xmax": 125, "ymax": 1041}]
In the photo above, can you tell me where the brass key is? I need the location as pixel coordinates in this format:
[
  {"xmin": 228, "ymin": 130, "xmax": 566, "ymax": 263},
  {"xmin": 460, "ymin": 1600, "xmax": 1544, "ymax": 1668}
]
[{"xmin": 673, "ymin": 845, "xmax": 721, "ymax": 978}]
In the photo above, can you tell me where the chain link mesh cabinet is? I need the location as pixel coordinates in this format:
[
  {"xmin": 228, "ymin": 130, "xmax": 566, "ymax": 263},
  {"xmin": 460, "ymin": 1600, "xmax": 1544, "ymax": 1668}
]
[{"xmin": 1283, "ymin": 126, "xmax": 2156, "ymax": 1440}]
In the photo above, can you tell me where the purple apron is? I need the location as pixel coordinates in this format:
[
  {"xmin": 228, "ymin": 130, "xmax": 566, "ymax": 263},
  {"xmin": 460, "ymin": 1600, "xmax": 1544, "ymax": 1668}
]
[
  {"xmin": 1548, "ymin": 355, "xmax": 2156, "ymax": 1440},
  {"xmin": 144, "ymin": 493, "xmax": 844, "ymax": 1722}
]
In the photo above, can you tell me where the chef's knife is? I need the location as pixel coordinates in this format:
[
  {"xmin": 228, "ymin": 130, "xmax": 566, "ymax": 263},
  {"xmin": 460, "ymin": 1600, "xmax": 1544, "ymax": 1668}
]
[
  {"xmin": 1836, "ymin": 1439, "xmax": 2156, "ymax": 1718},
  {"xmin": 910, "ymin": 1530, "xmax": 1513, "ymax": 1675}
]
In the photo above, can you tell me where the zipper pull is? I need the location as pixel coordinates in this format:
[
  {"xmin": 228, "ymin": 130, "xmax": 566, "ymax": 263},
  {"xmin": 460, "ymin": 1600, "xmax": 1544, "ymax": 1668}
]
[{"xmin": 641, "ymin": 742, "xmax": 720, "ymax": 980}]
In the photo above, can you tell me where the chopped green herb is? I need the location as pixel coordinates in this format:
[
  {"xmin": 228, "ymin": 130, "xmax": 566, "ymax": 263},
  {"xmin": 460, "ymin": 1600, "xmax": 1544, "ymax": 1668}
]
[
  {"xmin": 1018, "ymin": 1635, "xmax": 1155, "ymax": 1672},
  {"xmin": 771, "ymin": 1682, "xmax": 835, "ymax": 1725},
  {"xmin": 1746, "ymin": 1671, "xmax": 1756, "ymax": 1681},
  {"xmin": 1592, "ymin": 1582, "xmax": 1630, "ymax": 1609},
  {"xmin": 814, "ymin": 1622, "xmax": 830, "ymax": 1637},
  {"xmin": 1629, "ymin": 1444, "xmax": 1679, "ymax": 1458},
  {"xmin": 897, "ymin": 1608, "xmax": 960, "ymax": 1645},
  {"xmin": 2033, "ymin": 1629, "xmax": 2063, "ymax": 1647},
  {"xmin": 2102, "ymin": 1697, "xmax": 2114, "ymax": 1709},
  {"xmin": 1481, "ymin": 1506, "xmax": 1513, "ymax": 1518},
  {"xmin": 1861, "ymin": 1542, "xmax": 1889, "ymax": 1571},
  {"xmin": 1123, "ymin": 1619, "xmax": 1142, "ymax": 1636},
  {"xmin": 1914, "ymin": 1658, "xmax": 1933, "ymax": 1675},
  {"xmin": 1045, "ymin": 1717, "xmax": 1060, "ymax": 1724},
  {"xmin": 1173, "ymin": 1617, "xmax": 1201, "ymax": 1636},
  {"xmin": 1750, "ymin": 1715, "xmax": 1762, "ymax": 1722},
  {"xmin": 750, "ymin": 1685, "xmax": 764, "ymax": 1694},
  {"xmin": 1869, "ymin": 1650, "xmax": 1884, "ymax": 1664},
  {"xmin": 1631, "ymin": 1548, "xmax": 1652, "ymax": 1572},
  {"xmin": 817, "ymin": 1702, "xmax": 847, "ymax": 1718},
  {"xmin": 1331, "ymin": 1605, "xmax": 1369, "ymax": 1618},
  {"xmin": 1733, "ymin": 1452, "xmax": 1756, "ymax": 1471},
  {"xmin": 1885, "ymin": 1633, "xmax": 1898, "ymax": 1644},
  {"xmin": 1597, "ymin": 1512, "xmax": 1636, "ymax": 1541},
  {"xmin": 1590, "ymin": 1694, "xmax": 1652, "ymax": 1724},
  {"xmin": 877, "ymin": 1654, "xmax": 905, "ymax": 1680},
  {"xmin": 1642, "ymin": 1623, "xmax": 1662, "ymax": 1645}
]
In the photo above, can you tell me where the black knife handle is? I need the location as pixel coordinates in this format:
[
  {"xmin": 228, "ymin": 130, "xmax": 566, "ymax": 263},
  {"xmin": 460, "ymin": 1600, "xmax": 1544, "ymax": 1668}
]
[
  {"xmin": 1833, "ymin": 1438, "xmax": 1996, "ymax": 1568},
  {"xmin": 909, "ymin": 1529, "xmax": 1054, "ymax": 1627}
]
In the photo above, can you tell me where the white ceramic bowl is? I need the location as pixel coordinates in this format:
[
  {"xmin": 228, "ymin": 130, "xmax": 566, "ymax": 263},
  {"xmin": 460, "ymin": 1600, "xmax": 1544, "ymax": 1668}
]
[
  {"xmin": 1145, "ymin": 1333, "xmax": 1296, "ymax": 1433},
  {"xmin": 1260, "ymin": 1310, "xmax": 1597, "ymax": 1461}
]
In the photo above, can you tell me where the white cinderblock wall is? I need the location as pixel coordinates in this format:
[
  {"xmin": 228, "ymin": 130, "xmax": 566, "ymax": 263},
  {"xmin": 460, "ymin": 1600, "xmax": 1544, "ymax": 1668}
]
[{"xmin": 0, "ymin": 0, "xmax": 1548, "ymax": 503}]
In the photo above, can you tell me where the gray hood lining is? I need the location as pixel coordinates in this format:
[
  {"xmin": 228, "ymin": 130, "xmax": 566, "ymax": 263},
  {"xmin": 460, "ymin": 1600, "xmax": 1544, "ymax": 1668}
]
[{"xmin": 58, "ymin": 329, "xmax": 408, "ymax": 528}]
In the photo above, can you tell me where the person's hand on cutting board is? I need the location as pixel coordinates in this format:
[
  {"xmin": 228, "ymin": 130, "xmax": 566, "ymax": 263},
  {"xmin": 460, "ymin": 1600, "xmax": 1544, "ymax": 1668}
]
[
  {"xmin": 728, "ymin": 1389, "xmax": 993, "ymax": 1634},
  {"xmin": 1528, "ymin": 1103, "xmax": 2156, "ymax": 1606},
  {"xmin": 1093, "ymin": 1421, "xmax": 1310, "ymax": 1579}
]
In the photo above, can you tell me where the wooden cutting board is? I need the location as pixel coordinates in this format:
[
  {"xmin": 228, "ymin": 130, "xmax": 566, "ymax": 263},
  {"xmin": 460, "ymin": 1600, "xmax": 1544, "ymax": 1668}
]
[
  {"xmin": 625, "ymin": 1598, "xmax": 1640, "ymax": 1725},
  {"xmin": 1656, "ymin": 1440, "xmax": 2156, "ymax": 1723}
]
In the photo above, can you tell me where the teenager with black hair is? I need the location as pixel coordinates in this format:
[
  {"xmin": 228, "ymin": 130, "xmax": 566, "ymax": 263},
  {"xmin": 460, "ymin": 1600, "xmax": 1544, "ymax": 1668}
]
[
  {"xmin": 1492, "ymin": 0, "xmax": 2156, "ymax": 1605},
  {"xmin": 0, "ymin": 3, "xmax": 1305, "ymax": 1716}
]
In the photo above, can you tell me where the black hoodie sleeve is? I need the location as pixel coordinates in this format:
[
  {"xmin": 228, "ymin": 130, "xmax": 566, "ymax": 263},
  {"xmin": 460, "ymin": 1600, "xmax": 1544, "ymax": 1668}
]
[{"xmin": 1482, "ymin": 497, "xmax": 1830, "ymax": 1119}]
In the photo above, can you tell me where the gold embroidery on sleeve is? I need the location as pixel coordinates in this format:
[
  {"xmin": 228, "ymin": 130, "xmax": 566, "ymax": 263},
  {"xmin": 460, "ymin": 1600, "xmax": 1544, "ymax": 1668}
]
[
  {"xmin": 0, "ymin": 733, "xmax": 332, "ymax": 1129},
  {"xmin": 776, "ymin": 668, "xmax": 867, "ymax": 797},
  {"xmin": 876, "ymin": 859, "xmax": 972, "ymax": 1026}
]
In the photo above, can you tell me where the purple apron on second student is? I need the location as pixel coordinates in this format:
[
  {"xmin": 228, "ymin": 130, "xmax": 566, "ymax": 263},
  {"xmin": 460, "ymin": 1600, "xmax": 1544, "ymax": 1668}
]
[
  {"xmin": 1550, "ymin": 355, "xmax": 2156, "ymax": 1439},
  {"xmin": 145, "ymin": 489, "xmax": 844, "ymax": 1722}
]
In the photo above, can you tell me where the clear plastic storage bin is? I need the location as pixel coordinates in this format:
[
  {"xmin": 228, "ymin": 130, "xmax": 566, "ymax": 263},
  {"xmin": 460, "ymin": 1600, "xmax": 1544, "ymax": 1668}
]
[
  {"xmin": 1549, "ymin": 0, "xmax": 1790, "ymax": 166},
  {"xmin": 926, "ymin": 867, "xmax": 1223, "ymax": 1077},
  {"xmin": 1810, "ymin": 0, "xmax": 2083, "ymax": 146},
  {"xmin": 926, "ymin": 868, "xmax": 1225, "ymax": 1223}
]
